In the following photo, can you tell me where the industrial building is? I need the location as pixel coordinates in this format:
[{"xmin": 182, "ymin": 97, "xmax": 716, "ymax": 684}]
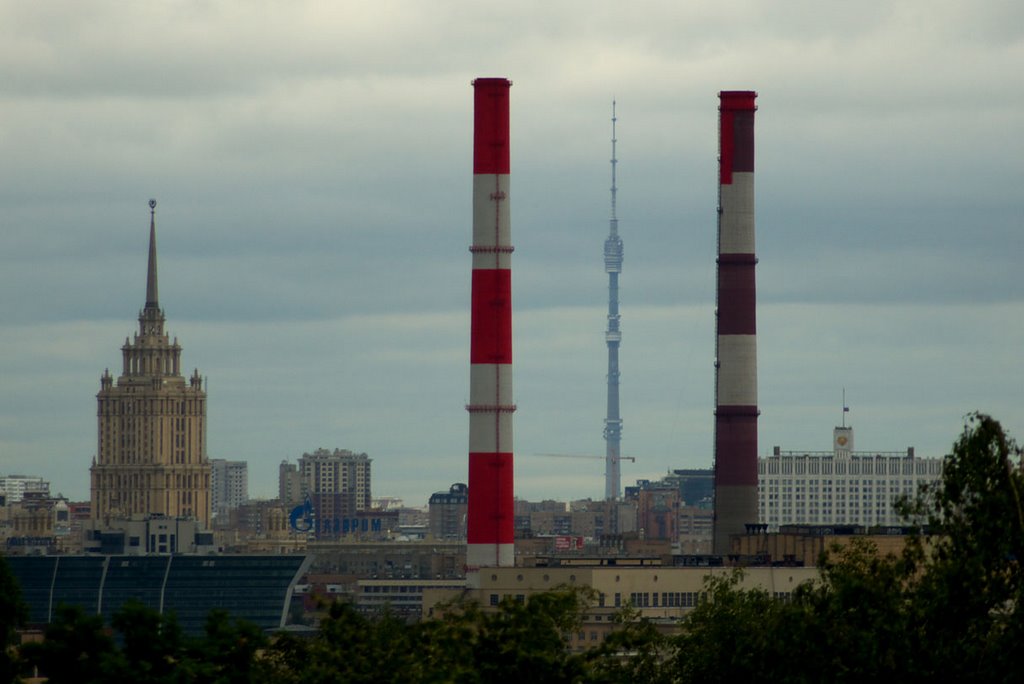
[
  {"xmin": 355, "ymin": 578, "xmax": 468, "ymax": 619},
  {"xmin": 428, "ymin": 563, "xmax": 819, "ymax": 651}
]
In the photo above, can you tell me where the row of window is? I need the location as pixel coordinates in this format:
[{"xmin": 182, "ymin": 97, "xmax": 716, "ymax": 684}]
[
  {"xmin": 766, "ymin": 493, "xmax": 898, "ymax": 501},
  {"xmin": 763, "ymin": 480, "xmax": 925, "ymax": 490},
  {"xmin": 99, "ymin": 399, "xmax": 203, "ymax": 416},
  {"xmin": 762, "ymin": 460, "xmax": 940, "ymax": 476}
]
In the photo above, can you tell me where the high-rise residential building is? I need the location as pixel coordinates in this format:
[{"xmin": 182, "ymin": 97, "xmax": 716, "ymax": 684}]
[
  {"xmin": 637, "ymin": 485, "xmax": 681, "ymax": 541},
  {"xmin": 0, "ymin": 475, "xmax": 50, "ymax": 504},
  {"xmin": 90, "ymin": 201, "xmax": 211, "ymax": 528},
  {"xmin": 210, "ymin": 459, "xmax": 248, "ymax": 521},
  {"xmin": 294, "ymin": 448, "xmax": 371, "ymax": 539},
  {"xmin": 428, "ymin": 483, "xmax": 468, "ymax": 540},
  {"xmin": 758, "ymin": 426, "xmax": 943, "ymax": 530},
  {"xmin": 279, "ymin": 460, "xmax": 302, "ymax": 506}
]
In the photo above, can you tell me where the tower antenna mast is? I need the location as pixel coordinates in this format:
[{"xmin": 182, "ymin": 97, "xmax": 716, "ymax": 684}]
[{"xmin": 603, "ymin": 101, "xmax": 624, "ymax": 500}]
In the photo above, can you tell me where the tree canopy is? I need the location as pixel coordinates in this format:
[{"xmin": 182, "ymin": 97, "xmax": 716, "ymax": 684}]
[{"xmin": 0, "ymin": 556, "xmax": 27, "ymax": 684}]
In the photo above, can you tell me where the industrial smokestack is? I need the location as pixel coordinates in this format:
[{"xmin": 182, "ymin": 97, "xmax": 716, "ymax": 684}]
[
  {"xmin": 713, "ymin": 90, "xmax": 758, "ymax": 555},
  {"xmin": 466, "ymin": 78, "xmax": 515, "ymax": 568}
]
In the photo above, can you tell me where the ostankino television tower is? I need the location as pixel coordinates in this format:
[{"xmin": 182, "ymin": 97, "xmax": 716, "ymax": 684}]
[{"xmin": 603, "ymin": 102, "xmax": 624, "ymax": 500}]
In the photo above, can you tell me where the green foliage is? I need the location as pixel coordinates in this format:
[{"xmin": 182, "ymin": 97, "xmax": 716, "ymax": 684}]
[
  {"xmin": 105, "ymin": 600, "xmax": 187, "ymax": 683},
  {"xmin": 806, "ymin": 539, "xmax": 916, "ymax": 678},
  {"xmin": 188, "ymin": 610, "xmax": 268, "ymax": 684},
  {"xmin": 259, "ymin": 585, "xmax": 596, "ymax": 683},
  {"xmin": 294, "ymin": 599, "xmax": 422, "ymax": 683},
  {"xmin": 21, "ymin": 601, "xmax": 271, "ymax": 684},
  {"xmin": 21, "ymin": 604, "xmax": 117, "ymax": 684},
  {"xmin": 0, "ymin": 556, "xmax": 28, "ymax": 684},
  {"xmin": 671, "ymin": 571, "xmax": 797, "ymax": 682},
  {"xmin": 586, "ymin": 604, "xmax": 673, "ymax": 684},
  {"xmin": 460, "ymin": 588, "xmax": 591, "ymax": 683},
  {"xmin": 902, "ymin": 413, "xmax": 1024, "ymax": 679}
]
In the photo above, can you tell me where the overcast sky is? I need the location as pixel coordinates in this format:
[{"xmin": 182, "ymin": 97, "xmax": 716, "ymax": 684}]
[{"xmin": 1, "ymin": 1, "xmax": 1021, "ymax": 506}]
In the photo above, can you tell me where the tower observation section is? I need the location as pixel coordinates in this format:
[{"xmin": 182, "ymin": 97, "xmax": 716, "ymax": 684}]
[{"xmin": 604, "ymin": 102, "xmax": 624, "ymax": 501}]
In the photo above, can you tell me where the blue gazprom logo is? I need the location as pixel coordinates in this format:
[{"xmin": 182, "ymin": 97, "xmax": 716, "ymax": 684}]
[{"xmin": 289, "ymin": 496, "xmax": 314, "ymax": 532}]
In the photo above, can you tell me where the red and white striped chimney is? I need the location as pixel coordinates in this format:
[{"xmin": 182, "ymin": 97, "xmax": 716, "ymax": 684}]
[
  {"xmin": 713, "ymin": 90, "xmax": 758, "ymax": 554},
  {"xmin": 466, "ymin": 78, "xmax": 515, "ymax": 568}
]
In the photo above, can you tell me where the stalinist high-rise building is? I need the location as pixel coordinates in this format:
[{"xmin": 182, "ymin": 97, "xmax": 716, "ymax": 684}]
[{"xmin": 90, "ymin": 200, "xmax": 211, "ymax": 529}]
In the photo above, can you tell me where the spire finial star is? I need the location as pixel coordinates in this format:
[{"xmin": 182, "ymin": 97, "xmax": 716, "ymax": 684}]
[{"xmin": 145, "ymin": 199, "xmax": 159, "ymax": 309}]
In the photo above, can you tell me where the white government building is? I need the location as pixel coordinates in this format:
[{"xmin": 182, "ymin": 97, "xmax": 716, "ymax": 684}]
[{"xmin": 758, "ymin": 426, "xmax": 944, "ymax": 530}]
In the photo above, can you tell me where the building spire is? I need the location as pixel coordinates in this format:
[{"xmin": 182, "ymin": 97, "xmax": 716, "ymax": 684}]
[{"xmin": 145, "ymin": 199, "xmax": 159, "ymax": 309}]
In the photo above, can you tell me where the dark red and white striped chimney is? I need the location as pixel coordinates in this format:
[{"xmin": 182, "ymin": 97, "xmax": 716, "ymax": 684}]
[
  {"xmin": 466, "ymin": 78, "xmax": 515, "ymax": 568},
  {"xmin": 713, "ymin": 90, "xmax": 758, "ymax": 554}
]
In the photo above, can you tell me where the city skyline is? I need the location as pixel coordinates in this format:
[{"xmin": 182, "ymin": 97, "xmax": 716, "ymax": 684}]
[{"xmin": 1, "ymin": 2, "xmax": 1021, "ymax": 506}]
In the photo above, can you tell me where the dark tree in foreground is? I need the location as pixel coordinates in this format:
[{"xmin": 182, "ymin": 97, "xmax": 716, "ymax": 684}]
[
  {"xmin": 0, "ymin": 556, "xmax": 27, "ymax": 684},
  {"xmin": 900, "ymin": 412, "xmax": 1024, "ymax": 680},
  {"xmin": 586, "ymin": 604, "xmax": 673, "ymax": 684},
  {"xmin": 21, "ymin": 601, "xmax": 270, "ymax": 684},
  {"xmin": 263, "ymin": 586, "xmax": 594, "ymax": 684},
  {"xmin": 671, "ymin": 413, "xmax": 1024, "ymax": 683},
  {"xmin": 20, "ymin": 604, "xmax": 117, "ymax": 684},
  {"xmin": 464, "ymin": 588, "xmax": 591, "ymax": 683},
  {"xmin": 187, "ymin": 610, "xmax": 269, "ymax": 684},
  {"xmin": 104, "ymin": 600, "xmax": 188, "ymax": 683}
]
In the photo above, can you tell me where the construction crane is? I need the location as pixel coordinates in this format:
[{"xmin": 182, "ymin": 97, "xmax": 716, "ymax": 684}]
[
  {"xmin": 531, "ymin": 453, "xmax": 636, "ymax": 502},
  {"xmin": 533, "ymin": 453, "xmax": 636, "ymax": 463}
]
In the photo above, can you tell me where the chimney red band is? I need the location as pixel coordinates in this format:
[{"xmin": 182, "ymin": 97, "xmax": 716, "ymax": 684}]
[
  {"xmin": 467, "ymin": 452, "xmax": 515, "ymax": 544},
  {"xmin": 719, "ymin": 91, "xmax": 757, "ymax": 184},
  {"xmin": 473, "ymin": 78, "xmax": 512, "ymax": 175},
  {"xmin": 714, "ymin": 413, "xmax": 759, "ymax": 486},
  {"xmin": 470, "ymin": 269, "xmax": 513, "ymax": 364},
  {"xmin": 717, "ymin": 263, "xmax": 757, "ymax": 334}
]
